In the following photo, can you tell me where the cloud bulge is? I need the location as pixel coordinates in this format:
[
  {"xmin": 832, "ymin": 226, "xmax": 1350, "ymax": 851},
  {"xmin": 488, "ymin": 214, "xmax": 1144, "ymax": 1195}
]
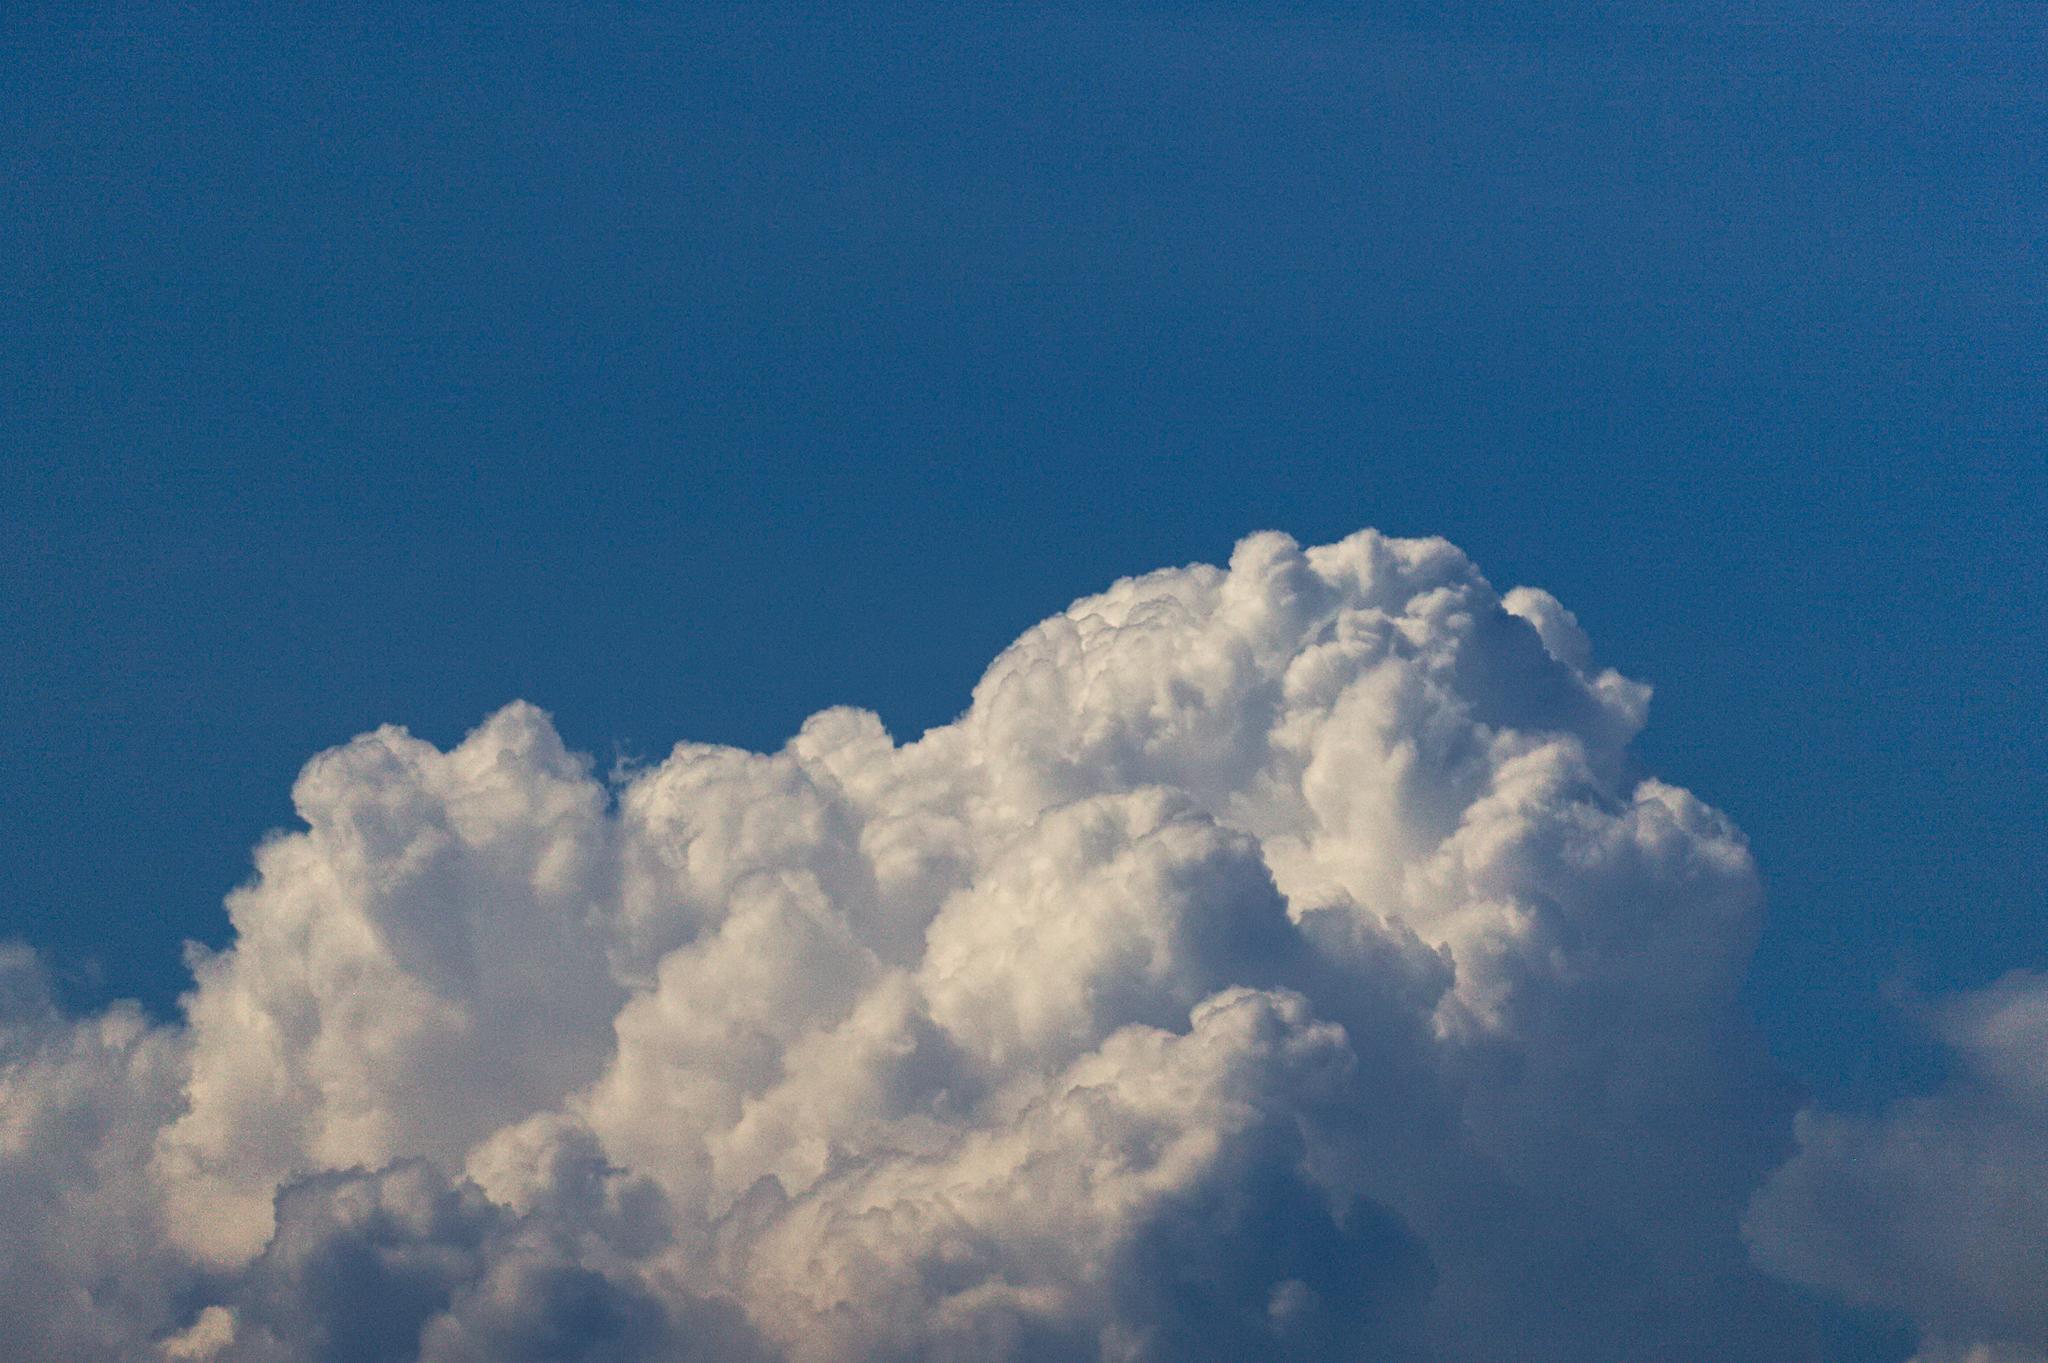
[{"xmin": 1, "ymin": 527, "xmax": 2034, "ymax": 1361}]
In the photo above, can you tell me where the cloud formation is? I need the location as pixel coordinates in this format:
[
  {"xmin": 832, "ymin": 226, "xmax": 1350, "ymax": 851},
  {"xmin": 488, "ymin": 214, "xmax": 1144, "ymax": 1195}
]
[
  {"xmin": 1749, "ymin": 971, "xmax": 2048, "ymax": 1363},
  {"xmin": 2, "ymin": 526, "xmax": 1963, "ymax": 1361}
]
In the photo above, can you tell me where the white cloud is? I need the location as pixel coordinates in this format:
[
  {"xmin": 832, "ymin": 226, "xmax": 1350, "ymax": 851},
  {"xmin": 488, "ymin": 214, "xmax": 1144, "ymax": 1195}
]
[
  {"xmin": 0, "ymin": 945, "xmax": 193, "ymax": 1358},
  {"xmin": 1749, "ymin": 971, "xmax": 2048, "ymax": 1363},
  {"xmin": 0, "ymin": 528, "xmax": 1852, "ymax": 1360}
]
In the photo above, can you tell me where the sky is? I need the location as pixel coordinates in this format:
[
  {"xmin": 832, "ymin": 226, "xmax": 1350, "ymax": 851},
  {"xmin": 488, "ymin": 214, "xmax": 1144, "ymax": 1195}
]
[{"xmin": 0, "ymin": 5, "xmax": 2043, "ymax": 1362}]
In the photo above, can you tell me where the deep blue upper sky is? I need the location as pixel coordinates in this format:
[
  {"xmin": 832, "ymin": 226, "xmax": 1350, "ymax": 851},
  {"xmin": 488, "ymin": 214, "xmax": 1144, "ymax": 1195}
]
[{"xmin": 2, "ymin": 1, "xmax": 2041, "ymax": 1127}]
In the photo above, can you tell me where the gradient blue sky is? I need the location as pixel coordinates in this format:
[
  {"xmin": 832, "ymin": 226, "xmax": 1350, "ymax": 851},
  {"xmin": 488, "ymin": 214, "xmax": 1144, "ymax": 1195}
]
[{"xmin": 2, "ymin": 0, "xmax": 2041, "ymax": 1142}]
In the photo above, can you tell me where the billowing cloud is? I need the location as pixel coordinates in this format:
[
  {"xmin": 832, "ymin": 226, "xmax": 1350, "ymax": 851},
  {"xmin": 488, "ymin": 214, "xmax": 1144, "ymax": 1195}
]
[
  {"xmin": 1748, "ymin": 971, "xmax": 2048, "ymax": 1363},
  {"xmin": 1, "ymin": 528, "xmax": 1859, "ymax": 1360}
]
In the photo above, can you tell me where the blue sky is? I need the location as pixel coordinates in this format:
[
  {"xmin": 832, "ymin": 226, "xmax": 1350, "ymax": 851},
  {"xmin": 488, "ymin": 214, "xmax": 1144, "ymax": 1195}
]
[{"xmin": 1, "ymin": 7, "xmax": 2042, "ymax": 1355}]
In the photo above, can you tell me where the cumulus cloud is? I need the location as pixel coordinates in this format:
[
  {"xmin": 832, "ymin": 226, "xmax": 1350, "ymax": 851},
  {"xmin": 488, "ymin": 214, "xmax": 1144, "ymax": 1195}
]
[
  {"xmin": 0, "ymin": 945, "xmax": 190, "ymax": 1358},
  {"xmin": 1, "ymin": 528, "xmax": 1853, "ymax": 1360},
  {"xmin": 1748, "ymin": 971, "xmax": 2048, "ymax": 1363}
]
